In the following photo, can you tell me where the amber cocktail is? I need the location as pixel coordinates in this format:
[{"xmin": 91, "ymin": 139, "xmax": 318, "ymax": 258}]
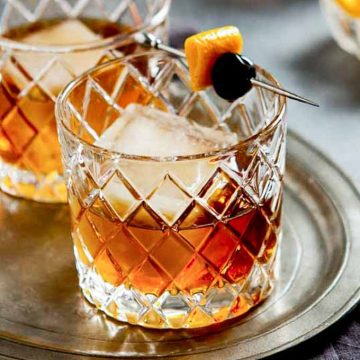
[
  {"xmin": 56, "ymin": 52, "xmax": 287, "ymax": 329},
  {"xmin": 0, "ymin": 0, "xmax": 170, "ymax": 202}
]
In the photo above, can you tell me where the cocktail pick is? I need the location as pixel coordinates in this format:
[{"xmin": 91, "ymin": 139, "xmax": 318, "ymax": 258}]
[{"xmin": 134, "ymin": 32, "xmax": 319, "ymax": 107}]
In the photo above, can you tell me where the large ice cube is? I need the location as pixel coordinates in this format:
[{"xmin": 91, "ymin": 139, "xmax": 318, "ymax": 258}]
[
  {"xmin": 6, "ymin": 20, "xmax": 112, "ymax": 96},
  {"xmin": 97, "ymin": 104, "xmax": 237, "ymax": 156},
  {"xmin": 95, "ymin": 104, "xmax": 238, "ymax": 225},
  {"xmin": 22, "ymin": 19, "xmax": 101, "ymax": 45}
]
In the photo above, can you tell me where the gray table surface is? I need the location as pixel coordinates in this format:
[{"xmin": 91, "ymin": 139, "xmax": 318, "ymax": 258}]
[
  {"xmin": 170, "ymin": 1, "xmax": 360, "ymax": 359},
  {"xmin": 0, "ymin": 1, "xmax": 358, "ymax": 359}
]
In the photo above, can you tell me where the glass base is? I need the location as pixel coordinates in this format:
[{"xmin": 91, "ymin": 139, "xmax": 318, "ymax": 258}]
[
  {"xmin": 0, "ymin": 160, "xmax": 67, "ymax": 203},
  {"xmin": 74, "ymin": 247, "xmax": 277, "ymax": 329}
]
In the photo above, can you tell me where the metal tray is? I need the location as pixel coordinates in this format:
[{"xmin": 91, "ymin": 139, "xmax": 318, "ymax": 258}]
[{"xmin": 0, "ymin": 131, "xmax": 359, "ymax": 360}]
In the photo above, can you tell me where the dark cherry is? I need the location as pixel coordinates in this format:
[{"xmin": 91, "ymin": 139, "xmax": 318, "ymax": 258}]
[{"xmin": 211, "ymin": 52, "xmax": 256, "ymax": 101}]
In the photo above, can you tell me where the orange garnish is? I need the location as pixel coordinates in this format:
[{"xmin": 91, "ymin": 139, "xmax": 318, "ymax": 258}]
[
  {"xmin": 336, "ymin": 0, "xmax": 360, "ymax": 17},
  {"xmin": 184, "ymin": 26, "xmax": 243, "ymax": 91}
]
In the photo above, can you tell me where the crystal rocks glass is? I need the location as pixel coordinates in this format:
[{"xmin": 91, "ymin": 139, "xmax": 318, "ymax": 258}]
[
  {"xmin": 56, "ymin": 52, "xmax": 287, "ymax": 329},
  {"xmin": 0, "ymin": 0, "xmax": 171, "ymax": 203},
  {"xmin": 320, "ymin": 0, "xmax": 360, "ymax": 59}
]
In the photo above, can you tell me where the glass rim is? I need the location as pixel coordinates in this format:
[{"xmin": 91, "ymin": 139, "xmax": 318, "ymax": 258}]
[
  {"xmin": 0, "ymin": 0, "xmax": 171, "ymax": 53},
  {"xmin": 56, "ymin": 51, "xmax": 287, "ymax": 163}
]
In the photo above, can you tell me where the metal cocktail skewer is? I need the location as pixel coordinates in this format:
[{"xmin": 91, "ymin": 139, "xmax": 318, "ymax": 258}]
[{"xmin": 134, "ymin": 32, "xmax": 319, "ymax": 107}]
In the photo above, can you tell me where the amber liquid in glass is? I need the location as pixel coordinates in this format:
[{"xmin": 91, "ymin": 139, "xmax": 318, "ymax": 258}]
[
  {"xmin": 70, "ymin": 179, "xmax": 281, "ymax": 327},
  {"xmin": 0, "ymin": 19, "xmax": 133, "ymax": 201},
  {"xmin": 65, "ymin": 62, "xmax": 283, "ymax": 328}
]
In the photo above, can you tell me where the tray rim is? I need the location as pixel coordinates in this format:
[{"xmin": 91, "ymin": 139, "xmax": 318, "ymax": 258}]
[
  {"xmin": 188, "ymin": 131, "xmax": 360, "ymax": 360},
  {"xmin": 0, "ymin": 130, "xmax": 359, "ymax": 359}
]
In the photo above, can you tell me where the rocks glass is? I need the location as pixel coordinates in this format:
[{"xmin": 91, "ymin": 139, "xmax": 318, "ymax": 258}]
[
  {"xmin": 0, "ymin": 0, "xmax": 170, "ymax": 202},
  {"xmin": 56, "ymin": 52, "xmax": 287, "ymax": 329}
]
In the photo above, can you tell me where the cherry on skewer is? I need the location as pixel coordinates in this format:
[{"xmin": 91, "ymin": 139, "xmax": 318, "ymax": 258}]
[
  {"xmin": 211, "ymin": 53, "xmax": 256, "ymax": 101},
  {"xmin": 135, "ymin": 32, "xmax": 319, "ymax": 107},
  {"xmin": 211, "ymin": 52, "xmax": 318, "ymax": 106}
]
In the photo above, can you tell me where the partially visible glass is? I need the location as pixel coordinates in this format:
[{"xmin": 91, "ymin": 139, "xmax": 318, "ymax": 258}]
[
  {"xmin": 320, "ymin": 0, "xmax": 360, "ymax": 59},
  {"xmin": 56, "ymin": 52, "xmax": 287, "ymax": 329},
  {"xmin": 0, "ymin": 0, "xmax": 171, "ymax": 203}
]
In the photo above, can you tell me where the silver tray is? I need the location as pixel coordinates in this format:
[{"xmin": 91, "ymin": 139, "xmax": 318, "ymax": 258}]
[{"xmin": 0, "ymin": 131, "xmax": 359, "ymax": 360}]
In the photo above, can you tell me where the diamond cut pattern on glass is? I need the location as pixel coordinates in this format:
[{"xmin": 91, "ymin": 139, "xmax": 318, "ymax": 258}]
[
  {"xmin": 156, "ymin": 293, "xmax": 191, "ymax": 328},
  {"xmin": 199, "ymin": 168, "xmax": 239, "ymax": 216},
  {"xmin": 94, "ymin": 248, "xmax": 124, "ymax": 286},
  {"xmin": 82, "ymin": 79, "xmax": 122, "ymax": 137},
  {"xmin": 0, "ymin": 84, "xmax": 13, "ymax": 120},
  {"xmin": 147, "ymin": 174, "xmax": 192, "ymax": 226},
  {"xmin": 150, "ymin": 231, "xmax": 194, "ymax": 278},
  {"xmin": 87, "ymin": 196, "xmax": 118, "ymax": 229},
  {"xmin": 113, "ymin": 72, "xmax": 154, "ymax": 109},
  {"xmin": 102, "ymin": 170, "xmax": 140, "ymax": 221},
  {"xmin": 77, "ymin": 211, "xmax": 104, "ymax": 261},
  {"xmin": 36, "ymin": 58, "xmax": 76, "ymax": 100},
  {"xmin": 117, "ymin": 161, "xmax": 167, "ymax": 200},
  {"xmin": 177, "ymin": 200, "xmax": 217, "ymax": 229},
  {"xmin": 168, "ymin": 159, "xmax": 217, "ymax": 196},
  {"xmin": 129, "ymin": 258, "xmax": 171, "ymax": 297},
  {"xmin": 228, "ymin": 209, "xmax": 255, "ymax": 237},
  {"xmin": 225, "ymin": 191, "xmax": 256, "ymax": 219},
  {"xmin": 1, "ymin": 106, "xmax": 37, "ymax": 154},
  {"xmin": 225, "ymin": 246, "xmax": 254, "ymax": 283},
  {"xmin": 179, "ymin": 227, "xmax": 213, "ymax": 250},
  {"xmin": 166, "ymin": 72, "xmax": 192, "ymax": 111},
  {"xmin": 180, "ymin": 93, "xmax": 220, "ymax": 128},
  {"xmin": 2, "ymin": 55, "xmax": 32, "ymax": 97},
  {"xmin": 186, "ymin": 307, "xmax": 214, "ymax": 328},
  {"xmin": 17, "ymin": 85, "xmax": 54, "ymax": 130},
  {"xmin": 59, "ymin": 51, "xmax": 286, "ymax": 328},
  {"xmin": 71, "ymin": 161, "xmax": 99, "ymax": 207},
  {"xmin": 174, "ymin": 255, "xmax": 216, "ymax": 295},
  {"xmin": 200, "ymin": 223, "xmax": 239, "ymax": 271},
  {"xmin": 205, "ymin": 286, "xmax": 236, "ymax": 322},
  {"xmin": 114, "ymin": 286, "xmax": 148, "ymax": 322},
  {"xmin": 73, "ymin": 230, "xmax": 93, "ymax": 266},
  {"xmin": 242, "ymin": 263, "xmax": 269, "ymax": 303},
  {"xmin": 1, "ymin": 0, "xmax": 167, "ymax": 27},
  {"xmin": 85, "ymin": 267, "xmax": 116, "ymax": 305},
  {"xmin": 240, "ymin": 210, "xmax": 274, "ymax": 257},
  {"xmin": 106, "ymin": 226, "xmax": 147, "ymax": 274},
  {"xmin": 222, "ymin": 103, "xmax": 253, "ymax": 139},
  {"xmin": 244, "ymin": 152, "xmax": 275, "ymax": 203},
  {"xmin": 127, "ymin": 227, "xmax": 163, "ymax": 252},
  {"xmin": 127, "ymin": 203, "xmax": 164, "ymax": 229}
]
